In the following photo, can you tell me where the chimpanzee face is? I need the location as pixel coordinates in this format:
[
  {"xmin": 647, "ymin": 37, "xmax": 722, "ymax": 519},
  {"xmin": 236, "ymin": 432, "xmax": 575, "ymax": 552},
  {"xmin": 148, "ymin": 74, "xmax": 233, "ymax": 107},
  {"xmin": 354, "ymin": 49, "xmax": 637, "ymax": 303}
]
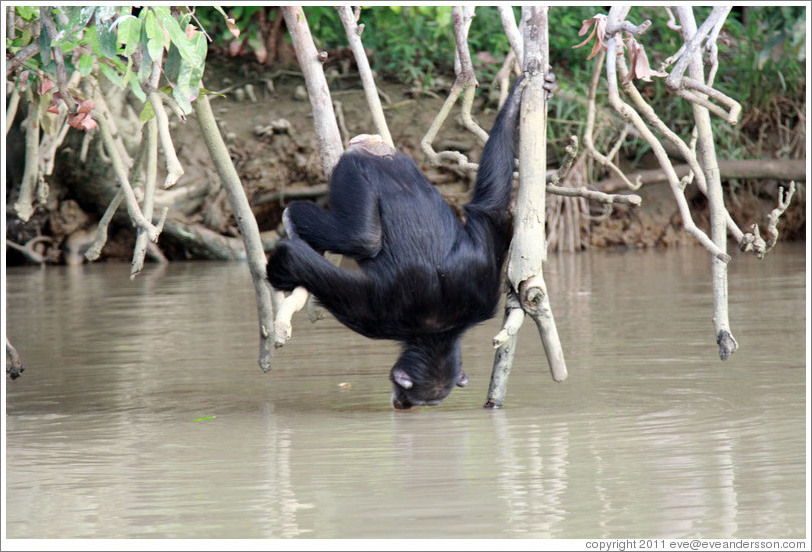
[{"xmin": 390, "ymin": 367, "xmax": 469, "ymax": 410}]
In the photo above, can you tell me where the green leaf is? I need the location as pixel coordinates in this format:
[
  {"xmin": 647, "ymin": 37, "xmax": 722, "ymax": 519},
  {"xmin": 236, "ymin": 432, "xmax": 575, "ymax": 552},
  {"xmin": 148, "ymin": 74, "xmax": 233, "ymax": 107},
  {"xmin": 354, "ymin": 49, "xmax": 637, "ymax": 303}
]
[
  {"xmin": 78, "ymin": 53, "xmax": 94, "ymax": 76},
  {"xmin": 15, "ymin": 6, "xmax": 38, "ymax": 21},
  {"xmin": 144, "ymin": 10, "xmax": 164, "ymax": 61},
  {"xmin": 130, "ymin": 79, "xmax": 146, "ymax": 103},
  {"xmin": 39, "ymin": 22, "xmax": 52, "ymax": 65},
  {"xmin": 191, "ymin": 416, "xmax": 216, "ymax": 422},
  {"xmin": 164, "ymin": 43, "xmax": 182, "ymax": 82},
  {"xmin": 84, "ymin": 25, "xmax": 101, "ymax": 57},
  {"xmin": 156, "ymin": 9, "xmax": 201, "ymax": 66},
  {"xmin": 97, "ymin": 19, "xmax": 118, "ymax": 59},
  {"xmin": 139, "ymin": 101, "xmax": 155, "ymax": 123},
  {"xmin": 117, "ymin": 16, "xmax": 142, "ymax": 57},
  {"xmin": 99, "ymin": 63, "xmax": 125, "ymax": 88}
]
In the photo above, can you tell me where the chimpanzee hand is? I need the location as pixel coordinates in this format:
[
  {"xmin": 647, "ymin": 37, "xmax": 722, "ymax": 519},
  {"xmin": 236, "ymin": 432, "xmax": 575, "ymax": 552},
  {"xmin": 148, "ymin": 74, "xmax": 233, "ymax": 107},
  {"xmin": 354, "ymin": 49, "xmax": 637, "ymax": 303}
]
[{"xmin": 267, "ymin": 240, "xmax": 305, "ymax": 291}]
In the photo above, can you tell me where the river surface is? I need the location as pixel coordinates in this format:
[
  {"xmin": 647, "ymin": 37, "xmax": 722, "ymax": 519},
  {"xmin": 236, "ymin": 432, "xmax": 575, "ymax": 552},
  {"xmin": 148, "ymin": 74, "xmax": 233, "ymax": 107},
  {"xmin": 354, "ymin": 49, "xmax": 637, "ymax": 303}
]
[{"xmin": 3, "ymin": 243, "xmax": 808, "ymax": 540}]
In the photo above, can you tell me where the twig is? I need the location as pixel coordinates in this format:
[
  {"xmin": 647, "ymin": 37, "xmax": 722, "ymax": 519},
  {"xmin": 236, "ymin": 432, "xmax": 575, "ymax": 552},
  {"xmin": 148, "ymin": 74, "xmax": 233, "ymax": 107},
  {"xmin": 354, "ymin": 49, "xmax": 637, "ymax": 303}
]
[
  {"xmin": 132, "ymin": 62, "xmax": 167, "ymax": 278},
  {"xmin": 6, "ymin": 85, "xmax": 20, "ymax": 134},
  {"xmin": 583, "ymin": 50, "xmax": 641, "ymax": 190},
  {"xmin": 39, "ymin": 7, "xmax": 76, "ymax": 113},
  {"xmin": 664, "ymin": 6, "xmax": 740, "ymax": 125},
  {"xmin": 95, "ymin": 112, "xmax": 166, "ymax": 243},
  {"xmin": 337, "ymin": 6, "xmax": 393, "ymax": 147},
  {"xmin": 146, "ymin": 85, "xmax": 184, "ymax": 189},
  {"xmin": 6, "ymin": 236, "xmax": 55, "ymax": 264},
  {"xmin": 764, "ymin": 182, "xmax": 796, "ymax": 252},
  {"xmin": 6, "ymin": 338, "xmax": 25, "ymax": 380},
  {"xmin": 604, "ymin": 7, "xmax": 730, "ymax": 263},
  {"xmin": 194, "ymin": 92, "xmax": 277, "ymax": 372},
  {"xmin": 420, "ymin": 7, "xmax": 483, "ymax": 174},
  {"xmin": 13, "ymin": 88, "xmax": 40, "ymax": 221}
]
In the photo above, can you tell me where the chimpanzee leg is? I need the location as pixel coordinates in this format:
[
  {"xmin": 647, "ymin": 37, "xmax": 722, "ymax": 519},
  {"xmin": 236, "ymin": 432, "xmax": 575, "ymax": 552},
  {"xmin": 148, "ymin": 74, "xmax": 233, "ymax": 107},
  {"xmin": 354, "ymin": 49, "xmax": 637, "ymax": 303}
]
[{"xmin": 284, "ymin": 173, "xmax": 382, "ymax": 260}]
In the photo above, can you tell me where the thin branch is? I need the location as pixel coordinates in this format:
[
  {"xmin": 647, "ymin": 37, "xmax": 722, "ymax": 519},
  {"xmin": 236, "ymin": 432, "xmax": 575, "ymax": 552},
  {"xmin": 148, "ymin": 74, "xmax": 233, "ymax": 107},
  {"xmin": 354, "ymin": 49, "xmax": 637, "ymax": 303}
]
[
  {"xmin": 6, "ymin": 236, "xmax": 56, "ymax": 264},
  {"xmin": 583, "ymin": 49, "xmax": 641, "ymax": 190},
  {"xmin": 13, "ymin": 88, "xmax": 40, "ymax": 221},
  {"xmin": 278, "ymin": 6, "xmax": 347, "ymax": 342},
  {"xmin": 764, "ymin": 181, "xmax": 796, "ymax": 252},
  {"xmin": 664, "ymin": 7, "xmax": 741, "ymax": 125},
  {"xmin": 420, "ymin": 7, "xmax": 483, "ymax": 172},
  {"xmin": 39, "ymin": 7, "xmax": 77, "ymax": 113},
  {"xmin": 6, "ymin": 338, "xmax": 25, "ymax": 380},
  {"xmin": 498, "ymin": 6, "xmax": 523, "ymax": 63},
  {"xmin": 336, "ymin": 6, "xmax": 393, "ymax": 147},
  {"xmin": 194, "ymin": 92, "xmax": 276, "ymax": 372},
  {"xmin": 146, "ymin": 86, "xmax": 184, "ymax": 189},
  {"xmin": 6, "ymin": 42, "xmax": 40, "ymax": 77},
  {"xmin": 6, "ymin": 85, "xmax": 20, "ymax": 134},
  {"xmin": 95, "ymin": 111, "xmax": 166, "ymax": 243},
  {"xmin": 604, "ymin": 8, "xmax": 730, "ymax": 263}
]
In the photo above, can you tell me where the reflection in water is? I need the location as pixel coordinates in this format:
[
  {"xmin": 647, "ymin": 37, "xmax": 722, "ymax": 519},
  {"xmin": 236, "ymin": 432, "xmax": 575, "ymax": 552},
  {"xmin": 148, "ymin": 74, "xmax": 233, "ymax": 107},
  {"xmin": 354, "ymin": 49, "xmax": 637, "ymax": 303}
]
[{"xmin": 4, "ymin": 244, "xmax": 807, "ymax": 539}]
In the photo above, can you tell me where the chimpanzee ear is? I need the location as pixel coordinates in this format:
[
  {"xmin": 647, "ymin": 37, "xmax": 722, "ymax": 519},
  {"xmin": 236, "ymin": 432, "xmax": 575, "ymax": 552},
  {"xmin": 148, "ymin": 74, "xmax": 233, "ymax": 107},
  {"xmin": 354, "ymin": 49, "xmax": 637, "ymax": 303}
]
[
  {"xmin": 392, "ymin": 368, "xmax": 413, "ymax": 389},
  {"xmin": 456, "ymin": 370, "xmax": 469, "ymax": 388}
]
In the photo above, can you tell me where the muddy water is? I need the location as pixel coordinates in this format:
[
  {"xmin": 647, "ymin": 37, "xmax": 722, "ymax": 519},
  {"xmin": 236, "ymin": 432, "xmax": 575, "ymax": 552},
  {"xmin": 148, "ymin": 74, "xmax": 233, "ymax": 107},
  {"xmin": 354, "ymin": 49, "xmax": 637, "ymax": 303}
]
[{"xmin": 4, "ymin": 244, "xmax": 807, "ymax": 539}]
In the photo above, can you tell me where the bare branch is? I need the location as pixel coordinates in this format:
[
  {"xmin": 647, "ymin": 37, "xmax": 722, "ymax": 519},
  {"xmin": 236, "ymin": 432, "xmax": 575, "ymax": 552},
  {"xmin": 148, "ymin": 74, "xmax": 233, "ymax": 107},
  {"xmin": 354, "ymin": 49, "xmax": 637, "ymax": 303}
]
[
  {"xmin": 13, "ymin": 89, "xmax": 40, "ymax": 221},
  {"xmin": 6, "ymin": 85, "xmax": 20, "ymax": 134},
  {"xmin": 604, "ymin": 7, "xmax": 730, "ymax": 263},
  {"xmin": 95, "ymin": 111, "xmax": 166, "ymax": 243},
  {"xmin": 764, "ymin": 182, "xmax": 796, "ymax": 252},
  {"xmin": 420, "ymin": 7, "xmax": 485, "ymax": 172},
  {"xmin": 6, "ymin": 337, "xmax": 25, "ymax": 380},
  {"xmin": 39, "ymin": 7, "xmax": 76, "ymax": 113},
  {"xmin": 665, "ymin": 7, "xmax": 741, "ymax": 125},
  {"xmin": 505, "ymin": 6, "xmax": 568, "ymax": 385},
  {"xmin": 277, "ymin": 6, "xmax": 347, "ymax": 342},
  {"xmin": 194, "ymin": 92, "xmax": 277, "ymax": 372},
  {"xmin": 583, "ymin": 49, "xmax": 641, "ymax": 190},
  {"xmin": 6, "ymin": 236, "xmax": 56, "ymax": 264},
  {"xmin": 485, "ymin": 291, "xmax": 522, "ymax": 408},
  {"xmin": 146, "ymin": 88, "xmax": 184, "ymax": 189},
  {"xmin": 337, "ymin": 6, "xmax": 393, "ymax": 147},
  {"xmin": 498, "ymin": 6, "xmax": 523, "ymax": 62},
  {"xmin": 674, "ymin": 7, "xmax": 737, "ymax": 360}
]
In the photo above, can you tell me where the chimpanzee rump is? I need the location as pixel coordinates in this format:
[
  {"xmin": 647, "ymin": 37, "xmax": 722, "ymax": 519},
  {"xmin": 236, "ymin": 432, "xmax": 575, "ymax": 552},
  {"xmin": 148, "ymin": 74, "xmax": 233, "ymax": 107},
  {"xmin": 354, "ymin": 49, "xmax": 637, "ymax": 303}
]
[{"xmin": 267, "ymin": 76, "xmax": 527, "ymax": 409}]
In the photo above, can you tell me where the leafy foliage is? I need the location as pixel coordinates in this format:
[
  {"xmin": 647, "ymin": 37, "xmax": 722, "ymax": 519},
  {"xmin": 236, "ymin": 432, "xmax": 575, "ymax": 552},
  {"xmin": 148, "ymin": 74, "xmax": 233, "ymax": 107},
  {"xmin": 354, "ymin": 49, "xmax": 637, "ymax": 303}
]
[{"xmin": 6, "ymin": 6, "xmax": 214, "ymax": 122}]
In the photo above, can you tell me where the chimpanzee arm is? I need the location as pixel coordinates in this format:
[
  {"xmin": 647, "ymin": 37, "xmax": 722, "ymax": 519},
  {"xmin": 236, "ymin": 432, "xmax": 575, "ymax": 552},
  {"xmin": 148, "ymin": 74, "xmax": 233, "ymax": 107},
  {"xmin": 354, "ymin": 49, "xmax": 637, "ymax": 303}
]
[
  {"xmin": 467, "ymin": 75, "xmax": 526, "ymax": 213},
  {"xmin": 267, "ymin": 239, "xmax": 379, "ymax": 334}
]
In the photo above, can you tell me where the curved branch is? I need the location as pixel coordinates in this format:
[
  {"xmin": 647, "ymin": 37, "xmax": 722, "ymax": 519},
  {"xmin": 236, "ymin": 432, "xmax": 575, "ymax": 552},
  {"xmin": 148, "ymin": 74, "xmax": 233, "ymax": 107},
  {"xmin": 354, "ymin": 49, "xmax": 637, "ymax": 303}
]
[
  {"xmin": 194, "ymin": 92, "xmax": 276, "ymax": 372},
  {"xmin": 604, "ymin": 8, "xmax": 730, "ymax": 263},
  {"xmin": 336, "ymin": 6, "xmax": 393, "ymax": 147}
]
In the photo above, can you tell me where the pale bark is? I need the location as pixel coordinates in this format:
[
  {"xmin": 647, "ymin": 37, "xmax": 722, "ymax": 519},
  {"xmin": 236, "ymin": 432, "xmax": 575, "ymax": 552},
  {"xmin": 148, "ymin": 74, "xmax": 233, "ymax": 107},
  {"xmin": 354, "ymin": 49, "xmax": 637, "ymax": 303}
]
[
  {"xmin": 275, "ymin": 6, "xmax": 346, "ymax": 345},
  {"xmin": 336, "ymin": 6, "xmax": 393, "ymax": 147},
  {"xmin": 194, "ymin": 93, "xmax": 277, "ymax": 372},
  {"xmin": 675, "ymin": 7, "xmax": 738, "ymax": 360},
  {"xmin": 487, "ymin": 6, "xmax": 567, "ymax": 409}
]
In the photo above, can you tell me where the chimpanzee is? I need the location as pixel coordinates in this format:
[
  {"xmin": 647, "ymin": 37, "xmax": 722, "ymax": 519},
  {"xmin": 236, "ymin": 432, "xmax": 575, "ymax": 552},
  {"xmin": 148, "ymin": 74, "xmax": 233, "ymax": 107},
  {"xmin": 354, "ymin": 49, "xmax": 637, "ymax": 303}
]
[{"xmin": 267, "ymin": 75, "xmax": 534, "ymax": 409}]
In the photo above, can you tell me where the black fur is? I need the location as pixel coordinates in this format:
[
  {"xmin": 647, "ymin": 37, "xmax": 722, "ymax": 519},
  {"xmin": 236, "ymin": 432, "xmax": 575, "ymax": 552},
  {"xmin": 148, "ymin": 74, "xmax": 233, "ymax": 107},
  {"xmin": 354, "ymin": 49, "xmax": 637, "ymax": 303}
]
[{"xmin": 267, "ymin": 76, "xmax": 526, "ymax": 409}]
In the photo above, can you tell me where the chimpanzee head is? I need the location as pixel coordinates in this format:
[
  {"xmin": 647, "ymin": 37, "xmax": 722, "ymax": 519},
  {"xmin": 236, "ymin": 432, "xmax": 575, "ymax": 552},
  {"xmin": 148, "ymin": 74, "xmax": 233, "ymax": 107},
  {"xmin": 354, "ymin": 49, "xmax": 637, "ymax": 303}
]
[{"xmin": 389, "ymin": 336, "xmax": 469, "ymax": 409}]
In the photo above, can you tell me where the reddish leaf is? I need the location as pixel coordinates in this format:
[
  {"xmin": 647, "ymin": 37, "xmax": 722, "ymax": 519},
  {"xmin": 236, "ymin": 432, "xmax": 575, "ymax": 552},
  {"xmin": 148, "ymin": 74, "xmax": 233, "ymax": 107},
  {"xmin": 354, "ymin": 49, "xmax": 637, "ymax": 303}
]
[
  {"xmin": 624, "ymin": 36, "xmax": 668, "ymax": 83},
  {"xmin": 185, "ymin": 24, "xmax": 198, "ymax": 41},
  {"xmin": 38, "ymin": 76, "xmax": 55, "ymax": 95},
  {"xmin": 226, "ymin": 18, "xmax": 240, "ymax": 39},
  {"xmin": 572, "ymin": 14, "xmax": 608, "ymax": 60},
  {"xmin": 68, "ymin": 113, "xmax": 87, "ymax": 129},
  {"xmin": 80, "ymin": 117, "xmax": 97, "ymax": 130},
  {"xmin": 76, "ymin": 99, "xmax": 95, "ymax": 114}
]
